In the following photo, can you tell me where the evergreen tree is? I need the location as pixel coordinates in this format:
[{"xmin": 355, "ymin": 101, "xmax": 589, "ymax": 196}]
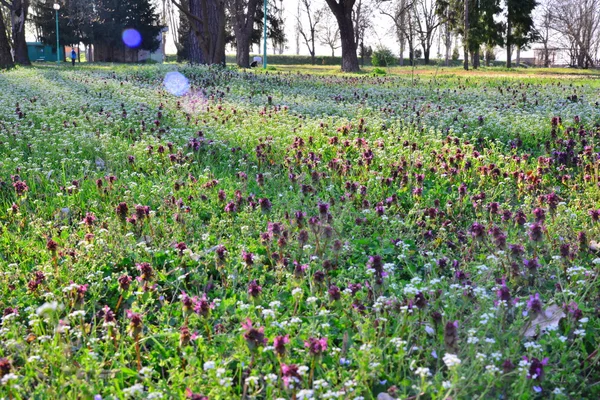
[
  {"xmin": 468, "ymin": 0, "xmax": 503, "ymax": 68},
  {"xmin": 32, "ymin": 0, "xmax": 84, "ymax": 53},
  {"xmin": 94, "ymin": 0, "xmax": 161, "ymax": 54},
  {"xmin": 440, "ymin": 0, "xmax": 502, "ymax": 70},
  {"xmin": 251, "ymin": 0, "xmax": 287, "ymax": 52},
  {"xmin": 505, "ymin": 0, "xmax": 537, "ymax": 67}
]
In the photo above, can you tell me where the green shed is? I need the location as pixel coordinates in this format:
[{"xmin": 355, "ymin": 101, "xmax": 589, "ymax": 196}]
[{"xmin": 27, "ymin": 42, "xmax": 64, "ymax": 62}]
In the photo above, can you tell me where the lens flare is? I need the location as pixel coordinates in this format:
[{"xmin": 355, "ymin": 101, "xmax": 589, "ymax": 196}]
[
  {"xmin": 163, "ymin": 72, "xmax": 190, "ymax": 97},
  {"xmin": 122, "ymin": 29, "xmax": 142, "ymax": 48}
]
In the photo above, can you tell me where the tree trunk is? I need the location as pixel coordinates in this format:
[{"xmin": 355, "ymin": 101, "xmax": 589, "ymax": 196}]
[
  {"xmin": 0, "ymin": 9, "xmax": 14, "ymax": 69},
  {"xmin": 325, "ymin": 0, "xmax": 359, "ymax": 72},
  {"xmin": 235, "ymin": 35, "xmax": 250, "ymax": 67},
  {"xmin": 188, "ymin": 29, "xmax": 202, "ymax": 64},
  {"xmin": 10, "ymin": 0, "xmax": 30, "ymax": 65},
  {"xmin": 506, "ymin": 16, "xmax": 512, "ymax": 68},
  {"xmin": 444, "ymin": 22, "xmax": 451, "ymax": 66},
  {"xmin": 399, "ymin": 34, "xmax": 405, "ymax": 66},
  {"xmin": 423, "ymin": 46, "xmax": 429, "ymax": 65},
  {"xmin": 184, "ymin": 0, "xmax": 226, "ymax": 65},
  {"xmin": 338, "ymin": 16, "xmax": 359, "ymax": 72},
  {"xmin": 463, "ymin": 0, "xmax": 469, "ymax": 70},
  {"xmin": 516, "ymin": 45, "xmax": 520, "ymax": 67},
  {"xmin": 473, "ymin": 48, "xmax": 479, "ymax": 69}
]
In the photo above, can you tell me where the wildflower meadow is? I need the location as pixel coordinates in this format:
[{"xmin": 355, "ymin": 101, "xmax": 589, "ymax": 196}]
[{"xmin": 0, "ymin": 64, "xmax": 599, "ymax": 399}]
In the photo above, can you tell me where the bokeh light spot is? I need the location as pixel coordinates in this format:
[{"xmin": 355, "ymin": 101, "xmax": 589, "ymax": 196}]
[
  {"xmin": 122, "ymin": 29, "xmax": 142, "ymax": 48},
  {"xmin": 164, "ymin": 72, "xmax": 190, "ymax": 97}
]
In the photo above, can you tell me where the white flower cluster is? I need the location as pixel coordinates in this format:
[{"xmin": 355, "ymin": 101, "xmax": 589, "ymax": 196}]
[{"xmin": 443, "ymin": 353, "xmax": 461, "ymax": 368}]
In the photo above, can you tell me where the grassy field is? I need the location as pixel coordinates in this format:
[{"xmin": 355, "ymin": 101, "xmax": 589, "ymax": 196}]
[
  {"xmin": 250, "ymin": 63, "xmax": 600, "ymax": 77},
  {"xmin": 0, "ymin": 64, "xmax": 599, "ymax": 399}
]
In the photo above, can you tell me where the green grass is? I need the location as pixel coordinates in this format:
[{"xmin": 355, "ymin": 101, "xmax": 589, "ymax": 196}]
[{"xmin": 0, "ymin": 63, "xmax": 599, "ymax": 399}]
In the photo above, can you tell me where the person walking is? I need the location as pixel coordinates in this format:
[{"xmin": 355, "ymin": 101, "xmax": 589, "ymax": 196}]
[{"xmin": 71, "ymin": 49, "xmax": 77, "ymax": 66}]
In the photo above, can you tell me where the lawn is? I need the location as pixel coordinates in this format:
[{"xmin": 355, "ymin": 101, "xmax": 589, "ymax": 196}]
[{"xmin": 0, "ymin": 63, "xmax": 599, "ymax": 399}]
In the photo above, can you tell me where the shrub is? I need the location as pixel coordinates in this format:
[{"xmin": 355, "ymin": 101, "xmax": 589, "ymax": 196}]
[
  {"xmin": 452, "ymin": 47, "xmax": 460, "ymax": 61},
  {"xmin": 372, "ymin": 46, "xmax": 396, "ymax": 67}
]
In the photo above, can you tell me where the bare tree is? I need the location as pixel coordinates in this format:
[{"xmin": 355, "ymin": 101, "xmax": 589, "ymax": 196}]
[
  {"xmin": 167, "ymin": 0, "xmax": 182, "ymax": 54},
  {"xmin": 412, "ymin": 0, "xmax": 440, "ymax": 64},
  {"xmin": 550, "ymin": 0, "xmax": 600, "ymax": 68},
  {"xmin": 535, "ymin": 2, "xmax": 556, "ymax": 67},
  {"xmin": 436, "ymin": 0, "xmax": 454, "ymax": 66},
  {"xmin": 318, "ymin": 8, "xmax": 341, "ymax": 56},
  {"xmin": 273, "ymin": 0, "xmax": 286, "ymax": 54},
  {"xmin": 297, "ymin": 0, "xmax": 324, "ymax": 65},
  {"xmin": 404, "ymin": 4, "xmax": 417, "ymax": 64},
  {"xmin": 376, "ymin": 0, "xmax": 413, "ymax": 66},
  {"xmin": 463, "ymin": 0, "xmax": 468, "ymax": 70},
  {"xmin": 295, "ymin": 0, "xmax": 301, "ymax": 55},
  {"xmin": 353, "ymin": 0, "xmax": 373, "ymax": 65}
]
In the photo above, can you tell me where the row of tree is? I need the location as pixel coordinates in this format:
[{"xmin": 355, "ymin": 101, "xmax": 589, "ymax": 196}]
[
  {"xmin": 174, "ymin": 0, "xmax": 539, "ymax": 72},
  {"xmin": 296, "ymin": 0, "xmax": 600, "ymax": 70}
]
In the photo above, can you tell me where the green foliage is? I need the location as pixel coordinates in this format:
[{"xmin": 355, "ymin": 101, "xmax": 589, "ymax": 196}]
[
  {"xmin": 506, "ymin": 0, "xmax": 539, "ymax": 50},
  {"xmin": 371, "ymin": 46, "xmax": 396, "ymax": 67}
]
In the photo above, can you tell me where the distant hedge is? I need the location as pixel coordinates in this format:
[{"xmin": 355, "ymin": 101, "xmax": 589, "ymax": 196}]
[
  {"xmin": 168, "ymin": 53, "xmax": 507, "ymax": 67},
  {"xmin": 230, "ymin": 55, "xmax": 352, "ymax": 66}
]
